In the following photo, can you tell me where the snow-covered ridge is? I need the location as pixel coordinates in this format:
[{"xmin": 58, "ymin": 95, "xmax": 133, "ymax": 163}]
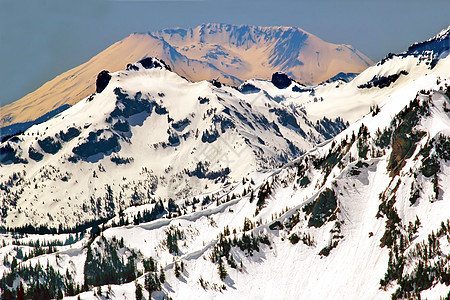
[
  {"xmin": 1, "ymin": 74, "xmax": 448, "ymax": 300},
  {"xmin": 0, "ymin": 28, "xmax": 449, "ymax": 299},
  {"xmin": 273, "ymin": 29, "xmax": 450, "ymax": 123},
  {"xmin": 0, "ymin": 58, "xmax": 347, "ymax": 229}
]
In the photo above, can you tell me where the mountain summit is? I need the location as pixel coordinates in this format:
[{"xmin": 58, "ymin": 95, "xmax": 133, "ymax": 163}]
[
  {"xmin": 0, "ymin": 23, "xmax": 372, "ymax": 129},
  {"xmin": 151, "ymin": 23, "xmax": 372, "ymax": 84}
]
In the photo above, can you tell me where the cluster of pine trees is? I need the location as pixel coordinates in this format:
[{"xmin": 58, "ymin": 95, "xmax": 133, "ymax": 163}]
[
  {"xmin": 165, "ymin": 226, "xmax": 185, "ymax": 255},
  {"xmin": 84, "ymin": 235, "xmax": 140, "ymax": 287},
  {"xmin": 381, "ymin": 219, "xmax": 450, "ymax": 299},
  {"xmin": 0, "ymin": 260, "xmax": 77, "ymax": 300},
  {"xmin": 209, "ymin": 221, "xmax": 271, "ymax": 281}
]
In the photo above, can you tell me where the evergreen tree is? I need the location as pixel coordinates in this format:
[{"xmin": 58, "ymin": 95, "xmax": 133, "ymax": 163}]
[
  {"xmin": 135, "ymin": 282, "xmax": 143, "ymax": 300},
  {"xmin": 17, "ymin": 282, "xmax": 25, "ymax": 300},
  {"xmin": 1, "ymin": 289, "xmax": 14, "ymax": 300},
  {"xmin": 218, "ymin": 258, "xmax": 227, "ymax": 280},
  {"xmin": 174, "ymin": 262, "xmax": 181, "ymax": 278},
  {"xmin": 145, "ymin": 274, "xmax": 160, "ymax": 296},
  {"xmin": 159, "ymin": 267, "xmax": 166, "ymax": 283},
  {"xmin": 57, "ymin": 289, "xmax": 63, "ymax": 300}
]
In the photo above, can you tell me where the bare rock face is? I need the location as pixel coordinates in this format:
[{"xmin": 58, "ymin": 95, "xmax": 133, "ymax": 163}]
[
  {"xmin": 271, "ymin": 72, "xmax": 292, "ymax": 89},
  {"xmin": 96, "ymin": 70, "xmax": 111, "ymax": 93}
]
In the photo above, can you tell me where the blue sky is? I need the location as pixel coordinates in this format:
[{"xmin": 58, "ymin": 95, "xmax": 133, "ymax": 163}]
[{"xmin": 0, "ymin": 0, "xmax": 449, "ymax": 107}]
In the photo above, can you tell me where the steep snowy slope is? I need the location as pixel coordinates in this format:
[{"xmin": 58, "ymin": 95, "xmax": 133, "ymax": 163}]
[
  {"xmin": 1, "ymin": 74, "xmax": 448, "ymax": 300},
  {"xmin": 0, "ymin": 23, "xmax": 372, "ymax": 128},
  {"xmin": 262, "ymin": 26, "xmax": 450, "ymax": 123},
  {"xmin": 0, "ymin": 58, "xmax": 347, "ymax": 229}
]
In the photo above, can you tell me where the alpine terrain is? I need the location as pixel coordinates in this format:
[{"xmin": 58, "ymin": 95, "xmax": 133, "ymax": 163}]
[
  {"xmin": 0, "ymin": 23, "xmax": 372, "ymax": 131},
  {"xmin": 0, "ymin": 26, "xmax": 449, "ymax": 299}
]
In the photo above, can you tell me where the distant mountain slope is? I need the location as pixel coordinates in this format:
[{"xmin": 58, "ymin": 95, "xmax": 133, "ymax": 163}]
[{"xmin": 0, "ymin": 23, "xmax": 372, "ymax": 128}]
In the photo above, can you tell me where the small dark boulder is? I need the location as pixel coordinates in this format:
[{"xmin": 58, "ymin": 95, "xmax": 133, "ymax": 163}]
[
  {"xmin": 96, "ymin": 70, "xmax": 111, "ymax": 93},
  {"xmin": 138, "ymin": 57, "xmax": 171, "ymax": 71},
  {"xmin": 271, "ymin": 72, "xmax": 292, "ymax": 89},
  {"xmin": 211, "ymin": 79, "xmax": 222, "ymax": 88}
]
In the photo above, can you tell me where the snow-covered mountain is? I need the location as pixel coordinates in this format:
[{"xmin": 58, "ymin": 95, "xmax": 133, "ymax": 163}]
[
  {"xmin": 264, "ymin": 26, "xmax": 450, "ymax": 124},
  {"xmin": 0, "ymin": 23, "xmax": 372, "ymax": 129},
  {"xmin": 0, "ymin": 27, "xmax": 449, "ymax": 300},
  {"xmin": 1, "ymin": 70, "xmax": 448, "ymax": 300},
  {"xmin": 0, "ymin": 58, "xmax": 347, "ymax": 229}
]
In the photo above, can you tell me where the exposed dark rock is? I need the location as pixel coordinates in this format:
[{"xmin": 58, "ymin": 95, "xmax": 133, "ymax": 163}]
[
  {"xmin": 239, "ymin": 83, "xmax": 261, "ymax": 94},
  {"xmin": 358, "ymin": 71, "xmax": 408, "ymax": 89},
  {"xmin": 387, "ymin": 98, "xmax": 429, "ymax": 177},
  {"xmin": 421, "ymin": 156, "xmax": 440, "ymax": 178},
  {"xmin": 0, "ymin": 144, "xmax": 27, "ymax": 164},
  {"xmin": 96, "ymin": 71, "xmax": 111, "ymax": 93},
  {"xmin": 198, "ymin": 96, "xmax": 210, "ymax": 104},
  {"xmin": 212, "ymin": 115, "xmax": 235, "ymax": 133},
  {"xmin": 406, "ymin": 31, "xmax": 450, "ymax": 58},
  {"xmin": 187, "ymin": 161, "xmax": 230, "ymax": 180},
  {"xmin": 314, "ymin": 117, "xmax": 348, "ymax": 140},
  {"xmin": 168, "ymin": 133, "xmax": 180, "ymax": 146},
  {"xmin": 112, "ymin": 120, "xmax": 130, "ymax": 132},
  {"xmin": 38, "ymin": 137, "xmax": 62, "ymax": 154},
  {"xmin": 1, "ymin": 133, "xmax": 22, "ymax": 143},
  {"xmin": 201, "ymin": 128, "xmax": 220, "ymax": 143},
  {"xmin": 72, "ymin": 130, "xmax": 120, "ymax": 159},
  {"xmin": 111, "ymin": 88, "xmax": 154, "ymax": 118},
  {"xmin": 271, "ymin": 122, "xmax": 282, "ymax": 136},
  {"xmin": 28, "ymin": 146, "xmax": 44, "ymax": 162},
  {"xmin": 211, "ymin": 80, "xmax": 222, "ymax": 88},
  {"xmin": 234, "ymin": 111, "xmax": 254, "ymax": 130},
  {"xmin": 155, "ymin": 103, "xmax": 168, "ymax": 115},
  {"xmin": 303, "ymin": 188, "xmax": 337, "ymax": 228},
  {"xmin": 59, "ymin": 127, "xmax": 81, "ymax": 142},
  {"xmin": 110, "ymin": 155, "xmax": 134, "ymax": 165},
  {"xmin": 126, "ymin": 63, "xmax": 139, "ymax": 71},
  {"xmin": 285, "ymin": 138, "xmax": 301, "ymax": 157},
  {"xmin": 269, "ymin": 221, "xmax": 283, "ymax": 230},
  {"xmin": 269, "ymin": 108, "xmax": 306, "ymax": 137},
  {"xmin": 172, "ymin": 118, "xmax": 191, "ymax": 131},
  {"xmin": 271, "ymin": 72, "xmax": 292, "ymax": 89},
  {"xmin": 325, "ymin": 72, "xmax": 359, "ymax": 83},
  {"xmin": 68, "ymin": 156, "xmax": 79, "ymax": 163},
  {"xmin": 138, "ymin": 57, "xmax": 171, "ymax": 71},
  {"xmin": 292, "ymin": 86, "xmax": 313, "ymax": 93}
]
